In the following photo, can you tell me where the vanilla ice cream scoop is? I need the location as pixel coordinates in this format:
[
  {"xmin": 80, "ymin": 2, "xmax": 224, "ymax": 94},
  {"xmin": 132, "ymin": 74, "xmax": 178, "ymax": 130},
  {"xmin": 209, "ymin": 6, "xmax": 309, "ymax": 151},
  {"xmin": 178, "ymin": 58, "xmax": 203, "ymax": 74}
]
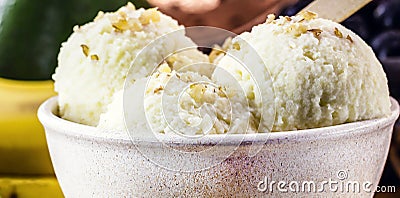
[
  {"xmin": 98, "ymin": 63, "xmax": 256, "ymax": 135},
  {"xmin": 53, "ymin": 3, "xmax": 208, "ymax": 126},
  {"xmin": 213, "ymin": 13, "xmax": 391, "ymax": 131}
]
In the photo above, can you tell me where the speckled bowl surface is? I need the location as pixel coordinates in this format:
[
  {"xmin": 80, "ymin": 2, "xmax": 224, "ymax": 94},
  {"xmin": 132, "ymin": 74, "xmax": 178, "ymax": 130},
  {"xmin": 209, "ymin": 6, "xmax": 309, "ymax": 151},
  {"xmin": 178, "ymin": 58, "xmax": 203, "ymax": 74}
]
[{"xmin": 38, "ymin": 97, "xmax": 399, "ymax": 197}]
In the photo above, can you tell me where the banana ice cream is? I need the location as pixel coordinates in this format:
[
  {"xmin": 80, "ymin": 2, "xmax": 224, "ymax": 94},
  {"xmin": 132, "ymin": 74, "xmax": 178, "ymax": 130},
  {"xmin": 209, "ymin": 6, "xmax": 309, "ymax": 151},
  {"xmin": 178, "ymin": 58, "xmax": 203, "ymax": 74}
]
[
  {"xmin": 53, "ymin": 3, "xmax": 208, "ymax": 126},
  {"xmin": 98, "ymin": 63, "xmax": 256, "ymax": 135},
  {"xmin": 213, "ymin": 13, "xmax": 391, "ymax": 131}
]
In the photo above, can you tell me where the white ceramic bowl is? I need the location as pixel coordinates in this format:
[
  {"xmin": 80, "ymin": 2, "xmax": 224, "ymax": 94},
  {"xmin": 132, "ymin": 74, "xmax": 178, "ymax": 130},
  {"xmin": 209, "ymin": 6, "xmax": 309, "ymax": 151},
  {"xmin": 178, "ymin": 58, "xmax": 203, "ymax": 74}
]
[{"xmin": 38, "ymin": 97, "xmax": 399, "ymax": 197}]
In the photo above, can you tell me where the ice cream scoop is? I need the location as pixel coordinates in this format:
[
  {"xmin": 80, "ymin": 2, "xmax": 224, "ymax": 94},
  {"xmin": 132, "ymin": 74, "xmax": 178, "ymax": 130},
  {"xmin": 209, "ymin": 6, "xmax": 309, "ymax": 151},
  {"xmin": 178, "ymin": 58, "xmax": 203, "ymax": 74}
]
[
  {"xmin": 99, "ymin": 63, "xmax": 256, "ymax": 135},
  {"xmin": 213, "ymin": 13, "xmax": 391, "ymax": 131},
  {"xmin": 53, "ymin": 3, "xmax": 208, "ymax": 126}
]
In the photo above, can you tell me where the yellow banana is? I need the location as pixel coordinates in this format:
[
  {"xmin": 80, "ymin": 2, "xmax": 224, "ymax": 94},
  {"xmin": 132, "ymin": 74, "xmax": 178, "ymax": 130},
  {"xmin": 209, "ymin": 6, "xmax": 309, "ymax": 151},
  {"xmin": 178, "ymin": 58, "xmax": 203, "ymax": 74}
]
[
  {"xmin": 0, "ymin": 78, "xmax": 55, "ymax": 174},
  {"xmin": 0, "ymin": 177, "xmax": 63, "ymax": 198}
]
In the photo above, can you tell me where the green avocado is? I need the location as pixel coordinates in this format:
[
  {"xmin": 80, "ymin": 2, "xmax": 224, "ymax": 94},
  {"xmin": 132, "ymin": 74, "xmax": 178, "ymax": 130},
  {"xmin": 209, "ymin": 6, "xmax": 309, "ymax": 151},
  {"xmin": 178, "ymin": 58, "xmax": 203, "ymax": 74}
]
[{"xmin": 0, "ymin": 0, "xmax": 149, "ymax": 80}]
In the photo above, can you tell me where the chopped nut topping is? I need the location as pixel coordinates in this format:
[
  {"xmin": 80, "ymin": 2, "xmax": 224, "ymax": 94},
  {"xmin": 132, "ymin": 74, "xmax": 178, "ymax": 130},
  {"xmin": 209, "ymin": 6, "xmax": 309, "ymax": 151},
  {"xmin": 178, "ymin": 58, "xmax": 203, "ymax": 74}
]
[
  {"xmin": 308, "ymin": 29, "xmax": 323, "ymax": 38},
  {"xmin": 222, "ymin": 37, "xmax": 232, "ymax": 49},
  {"xmin": 288, "ymin": 24, "xmax": 308, "ymax": 37},
  {"xmin": 233, "ymin": 42, "xmax": 240, "ymax": 50},
  {"xmin": 112, "ymin": 18, "xmax": 128, "ymax": 31},
  {"xmin": 94, "ymin": 11, "xmax": 104, "ymax": 21},
  {"xmin": 266, "ymin": 14, "xmax": 276, "ymax": 23},
  {"xmin": 209, "ymin": 48, "xmax": 225, "ymax": 63},
  {"xmin": 112, "ymin": 18, "xmax": 142, "ymax": 32},
  {"xmin": 80, "ymin": 44, "xmax": 89, "ymax": 57},
  {"xmin": 284, "ymin": 16, "xmax": 292, "ymax": 21},
  {"xmin": 139, "ymin": 8, "xmax": 160, "ymax": 25},
  {"xmin": 334, "ymin": 27, "xmax": 343, "ymax": 38},
  {"xmin": 117, "ymin": 2, "xmax": 135, "ymax": 14},
  {"xmin": 91, "ymin": 54, "xmax": 99, "ymax": 61},
  {"xmin": 154, "ymin": 86, "xmax": 164, "ymax": 94},
  {"xmin": 166, "ymin": 56, "xmax": 177, "ymax": 67},
  {"xmin": 248, "ymin": 91, "xmax": 255, "ymax": 100},
  {"xmin": 119, "ymin": 11, "xmax": 128, "ymax": 19},
  {"xmin": 157, "ymin": 63, "xmax": 172, "ymax": 73},
  {"xmin": 129, "ymin": 19, "xmax": 143, "ymax": 31},
  {"xmin": 298, "ymin": 11, "xmax": 317, "ymax": 20},
  {"xmin": 346, "ymin": 35, "xmax": 353, "ymax": 43},
  {"xmin": 126, "ymin": 2, "xmax": 136, "ymax": 10},
  {"xmin": 217, "ymin": 86, "xmax": 226, "ymax": 97},
  {"xmin": 188, "ymin": 84, "xmax": 209, "ymax": 103}
]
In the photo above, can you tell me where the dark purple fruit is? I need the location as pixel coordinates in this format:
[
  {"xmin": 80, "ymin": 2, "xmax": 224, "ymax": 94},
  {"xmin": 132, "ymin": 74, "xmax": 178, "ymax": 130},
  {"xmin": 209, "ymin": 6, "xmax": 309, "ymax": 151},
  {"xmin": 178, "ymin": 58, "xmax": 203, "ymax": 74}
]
[
  {"xmin": 342, "ymin": 0, "xmax": 380, "ymax": 42},
  {"xmin": 371, "ymin": 30, "xmax": 400, "ymax": 99},
  {"xmin": 374, "ymin": 0, "xmax": 400, "ymax": 29},
  {"xmin": 380, "ymin": 57, "xmax": 400, "ymax": 99},
  {"xmin": 371, "ymin": 30, "xmax": 400, "ymax": 59},
  {"xmin": 342, "ymin": 14, "xmax": 369, "ymax": 40}
]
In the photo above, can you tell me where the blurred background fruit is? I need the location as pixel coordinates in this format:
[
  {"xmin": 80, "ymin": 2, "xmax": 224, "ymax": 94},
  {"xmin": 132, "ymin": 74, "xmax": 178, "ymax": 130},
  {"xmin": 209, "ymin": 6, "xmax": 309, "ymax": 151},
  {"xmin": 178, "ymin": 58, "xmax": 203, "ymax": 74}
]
[
  {"xmin": 0, "ymin": 177, "xmax": 63, "ymax": 198},
  {"xmin": 0, "ymin": 78, "xmax": 55, "ymax": 174}
]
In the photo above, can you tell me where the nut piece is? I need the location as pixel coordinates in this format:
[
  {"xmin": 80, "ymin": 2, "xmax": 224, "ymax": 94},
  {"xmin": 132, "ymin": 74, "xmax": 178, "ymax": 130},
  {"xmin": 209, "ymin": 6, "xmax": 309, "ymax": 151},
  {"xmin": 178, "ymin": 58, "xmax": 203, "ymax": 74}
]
[
  {"xmin": 126, "ymin": 2, "xmax": 136, "ymax": 10},
  {"xmin": 117, "ymin": 2, "xmax": 136, "ymax": 13},
  {"xmin": 266, "ymin": 14, "xmax": 276, "ymax": 23},
  {"xmin": 94, "ymin": 11, "xmax": 105, "ymax": 21},
  {"xmin": 288, "ymin": 23, "xmax": 308, "ymax": 37},
  {"xmin": 209, "ymin": 48, "xmax": 225, "ymax": 63},
  {"xmin": 80, "ymin": 44, "xmax": 89, "ymax": 57},
  {"xmin": 91, "ymin": 54, "xmax": 99, "ymax": 61},
  {"xmin": 298, "ymin": 11, "xmax": 317, "ymax": 20},
  {"xmin": 308, "ymin": 29, "xmax": 323, "ymax": 38},
  {"xmin": 128, "ymin": 18, "xmax": 143, "ymax": 31},
  {"xmin": 139, "ymin": 8, "xmax": 160, "ymax": 25},
  {"xmin": 189, "ymin": 84, "xmax": 207, "ymax": 103},
  {"xmin": 334, "ymin": 27, "xmax": 343, "ymax": 38},
  {"xmin": 233, "ymin": 42, "xmax": 241, "ymax": 50},
  {"xmin": 112, "ymin": 18, "xmax": 142, "ymax": 32},
  {"xmin": 346, "ymin": 35, "xmax": 353, "ymax": 43},
  {"xmin": 165, "ymin": 55, "xmax": 177, "ymax": 68},
  {"xmin": 112, "ymin": 18, "xmax": 129, "ymax": 31},
  {"xmin": 153, "ymin": 86, "xmax": 164, "ymax": 94},
  {"xmin": 157, "ymin": 63, "xmax": 172, "ymax": 73}
]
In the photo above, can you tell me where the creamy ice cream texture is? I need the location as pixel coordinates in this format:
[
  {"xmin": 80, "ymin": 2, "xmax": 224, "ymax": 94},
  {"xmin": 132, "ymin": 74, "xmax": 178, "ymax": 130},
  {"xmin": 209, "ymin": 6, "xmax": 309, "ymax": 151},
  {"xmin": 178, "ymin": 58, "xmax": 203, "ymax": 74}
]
[
  {"xmin": 54, "ymin": 3, "xmax": 209, "ymax": 127},
  {"xmin": 98, "ymin": 63, "xmax": 256, "ymax": 135},
  {"xmin": 213, "ymin": 13, "xmax": 391, "ymax": 131},
  {"xmin": 54, "ymin": 3, "xmax": 391, "ymax": 134}
]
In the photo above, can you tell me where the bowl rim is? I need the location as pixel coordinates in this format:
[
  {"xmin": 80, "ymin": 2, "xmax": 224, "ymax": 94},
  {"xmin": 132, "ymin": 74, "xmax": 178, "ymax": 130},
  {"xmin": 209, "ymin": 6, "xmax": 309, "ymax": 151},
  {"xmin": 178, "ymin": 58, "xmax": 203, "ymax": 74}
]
[{"xmin": 38, "ymin": 96, "xmax": 399, "ymax": 145}]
